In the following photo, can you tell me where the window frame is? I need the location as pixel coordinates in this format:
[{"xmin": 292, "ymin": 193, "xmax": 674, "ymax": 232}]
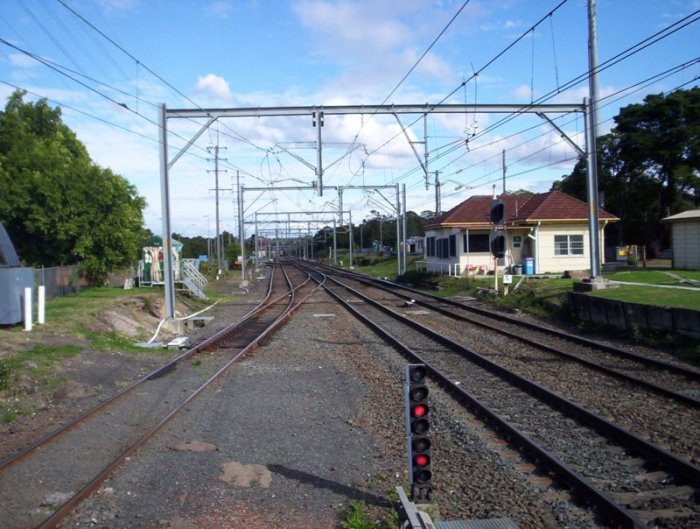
[
  {"xmin": 554, "ymin": 234, "xmax": 584, "ymax": 256},
  {"xmin": 463, "ymin": 232, "xmax": 490, "ymax": 253}
]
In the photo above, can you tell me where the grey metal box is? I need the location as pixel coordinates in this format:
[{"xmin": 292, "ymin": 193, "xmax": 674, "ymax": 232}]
[{"xmin": 0, "ymin": 267, "xmax": 34, "ymax": 325}]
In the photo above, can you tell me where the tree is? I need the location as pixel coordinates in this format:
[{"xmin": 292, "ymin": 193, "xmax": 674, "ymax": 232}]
[
  {"xmin": 615, "ymin": 87, "xmax": 700, "ymax": 218},
  {"xmin": 552, "ymin": 87, "xmax": 700, "ymax": 253},
  {"xmin": 0, "ymin": 91, "xmax": 146, "ymax": 281}
]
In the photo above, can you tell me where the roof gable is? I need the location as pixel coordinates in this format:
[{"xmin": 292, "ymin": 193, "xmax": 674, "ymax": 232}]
[
  {"xmin": 425, "ymin": 190, "xmax": 617, "ymax": 229},
  {"xmin": 662, "ymin": 209, "xmax": 700, "ymax": 222}
]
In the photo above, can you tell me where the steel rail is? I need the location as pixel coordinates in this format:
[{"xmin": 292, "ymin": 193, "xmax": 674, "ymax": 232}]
[
  {"xmin": 0, "ymin": 269, "xmax": 283, "ymax": 473},
  {"xmin": 300, "ymin": 262, "xmax": 700, "ymax": 516},
  {"xmin": 318, "ymin": 265, "xmax": 700, "ymax": 407},
  {"xmin": 35, "ymin": 264, "xmax": 317, "ymax": 529},
  {"xmin": 306, "ymin": 267, "xmax": 700, "ymax": 486},
  {"xmin": 304, "ymin": 268, "xmax": 651, "ymax": 529},
  {"xmin": 315, "ymin": 262, "xmax": 700, "ymax": 381}
]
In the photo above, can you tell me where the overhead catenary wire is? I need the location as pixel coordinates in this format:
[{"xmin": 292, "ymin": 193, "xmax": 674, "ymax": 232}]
[
  {"xmin": 413, "ymin": 73, "xmax": 700, "ymax": 212},
  {"xmin": 343, "ymin": 0, "xmax": 475, "ymax": 176},
  {"xmin": 56, "ymin": 0, "xmax": 270, "ymax": 157},
  {"xmin": 376, "ymin": 11, "xmax": 700, "ymax": 190},
  {"xmin": 359, "ymin": 0, "xmax": 571, "ymax": 166}
]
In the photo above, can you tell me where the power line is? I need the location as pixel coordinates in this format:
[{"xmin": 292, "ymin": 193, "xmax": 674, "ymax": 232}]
[
  {"xmin": 55, "ymin": 0, "xmax": 269, "ymax": 157},
  {"xmin": 359, "ymin": 0, "xmax": 571, "ymax": 166},
  {"xmin": 377, "ymin": 8, "xmax": 699, "ymax": 190},
  {"xmin": 344, "ymin": 0, "xmax": 474, "ymax": 172}
]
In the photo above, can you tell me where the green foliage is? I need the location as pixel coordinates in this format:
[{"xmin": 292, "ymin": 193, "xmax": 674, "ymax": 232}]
[
  {"xmin": 552, "ymin": 87, "xmax": 700, "ymax": 254},
  {"xmin": 0, "ymin": 91, "xmax": 146, "ymax": 282},
  {"xmin": 341, "ymin": 502, "xmax": 376, "ymax": 529}
]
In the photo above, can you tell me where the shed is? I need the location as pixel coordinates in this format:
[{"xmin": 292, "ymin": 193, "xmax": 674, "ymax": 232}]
[
  {"xmin": 0, "ymin": 221, "xmax": 34, "ymax": 325},
  {"xmin": 662, "ymin": 209, "xmax": 700, "ymax": 270}
]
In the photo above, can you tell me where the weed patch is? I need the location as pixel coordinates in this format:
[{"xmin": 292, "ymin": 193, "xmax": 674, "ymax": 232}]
[{"xmin": 341, "ymin": 501, "xmax": 376, "ymax": 529}]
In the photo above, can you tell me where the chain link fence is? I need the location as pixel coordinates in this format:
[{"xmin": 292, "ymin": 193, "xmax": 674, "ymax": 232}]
[{"xmin": 33, "ymin": 265, "xmax": 83, "ymax": 299}]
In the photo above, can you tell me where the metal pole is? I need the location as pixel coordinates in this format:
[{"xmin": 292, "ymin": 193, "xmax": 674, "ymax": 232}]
[
  {"xmin": 587, "ymin": 0, "xmax": 602, "ymax": 278},
  {"xmin": 502, "ymin": 149, "xmax": 506, "ymax": 195},
  {"xmin": 339, "ymin": 187, "xmax": 344, "ymax": 226},
  {"xmin": 158, "ymin": 104, "xmax": 175, "ymax": 319},
  {"xmin": 315, "ymin": 111, "xmax": 324, "ymax": 196},
  {"xmin": 402, "ymin": 184, "xmax": 407, "ymax": 275},
  {"xmin": 214, "ymin": 145, "xmax": 221, "ymax": 272},
  {"xmin": 333, "ymin": 219, "xmax": 337, "ymax": 265},
  {"xmin": 349, "ymin": 211, "xmax": 354, "ymax": 268},
  {"xmin": 423, "ymin": 114, "xmax": 429, "ymax": 190},
  {"xmin": 255, "ymin": 213, "xmax": 259, "ymax": 270},
  {"xmin": 239, "ymin": 184, "xmax": 246, "ymax": 282},
  {"xmin": 396, "ymin": 184, "xmax": 401, "ymax": 277}
]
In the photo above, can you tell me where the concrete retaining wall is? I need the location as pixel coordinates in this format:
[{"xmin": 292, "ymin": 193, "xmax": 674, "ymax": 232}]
[{"xmin": 568, "ymin": 293, "xmax": 700, "ymax": 340}]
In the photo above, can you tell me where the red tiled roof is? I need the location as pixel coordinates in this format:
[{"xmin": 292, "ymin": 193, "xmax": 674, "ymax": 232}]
[{"xmin": 425, "ymin": 190, "xmax": 617, "ymax": 228}]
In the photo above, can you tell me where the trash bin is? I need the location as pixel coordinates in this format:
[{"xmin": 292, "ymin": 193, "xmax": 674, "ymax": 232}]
[
  {"xmin": 512, "ymin": 264, "xmax": 523, "ymax": 275},
  {"xmin": 523, "ymin": 258, "xmax": 534, "ymax": 275}
]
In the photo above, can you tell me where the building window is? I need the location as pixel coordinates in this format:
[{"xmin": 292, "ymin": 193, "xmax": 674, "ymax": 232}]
[
  {"xmin": 426, "ymin": 237, "xmax": 435, "ymax": 257},
  {"xmin": 437, "ymin": 238, "xmax": 449, "ymax": 258},
  {"xmin": 512, "ymin": 235, "xmax": 522, "ymax": 248},
  {"xmin": 554, "ymin": 234, "xmax": 584, "ymax": 256},
  {"xmin": 463, "ymin": 233, "xmax": 490, "ymax": 253},
  {"xmin": 449, "ymin": 235, "xmax": 457, "ymax": 257}
]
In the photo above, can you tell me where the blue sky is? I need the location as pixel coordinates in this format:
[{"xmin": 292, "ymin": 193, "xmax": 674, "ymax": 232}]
[{"xmin": 1, "ymin": 0, "xmax": 698, "ymax": 238}]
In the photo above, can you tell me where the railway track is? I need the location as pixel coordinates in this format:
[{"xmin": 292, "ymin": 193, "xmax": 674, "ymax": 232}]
[
  {"xmin": 312, "ymin": 261, "xmax": 700, "ymax": 395},
  {"xmin": 297, "ymin": 262, "xmax": 700, "ymax": 528},
  {"xmin": 307, "ymin": 262, "xmax": 700, "ymax": 461},
  {"xmin": 0, "ymin": 264, "xmax": 319, "ymax": 529}
]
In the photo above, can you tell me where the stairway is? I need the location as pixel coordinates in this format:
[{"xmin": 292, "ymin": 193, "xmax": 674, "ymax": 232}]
[{"xmin": 181, "ymin": 259, "xmax": 207, "ymax": 299}]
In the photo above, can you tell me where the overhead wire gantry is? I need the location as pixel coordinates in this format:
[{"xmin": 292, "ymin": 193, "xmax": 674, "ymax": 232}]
[{"xmin": 158, "ymin": 101, "xmax": 599, "ymax": 318}]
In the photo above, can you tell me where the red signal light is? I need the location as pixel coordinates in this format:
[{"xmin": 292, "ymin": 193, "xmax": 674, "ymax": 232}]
[
  {"xmin": 412, "ymin": 404, "xmax": 428, "ymax": 418},
  {"xmin": 414, "ymin": 454, "xmax": 430, "ymax": 467}
]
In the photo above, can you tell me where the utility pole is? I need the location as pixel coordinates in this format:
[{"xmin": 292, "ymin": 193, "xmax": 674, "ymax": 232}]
[
  {"xmin": 434, "ymin": 171, "xmax": 442, "ymax": 216},
  {"xmin": 207, "ymin": 140, "xmax": 230, "ymax": 274},
  {"xmin": 587, "ymin": 0, "xmax": 602, "ymax": 279},
  {"xmin": 502, "ymin": 149, "xmax": 507, "ymax": 195}
]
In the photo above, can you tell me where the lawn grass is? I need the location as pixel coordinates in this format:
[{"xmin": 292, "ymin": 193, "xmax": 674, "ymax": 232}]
[
  {"xmin": 604, "ymin": 268, "xmax": 700, "ymax": 285},
  {"xmin": 588, "ymin": 284, "xmax": 700, "ymax": 310}
]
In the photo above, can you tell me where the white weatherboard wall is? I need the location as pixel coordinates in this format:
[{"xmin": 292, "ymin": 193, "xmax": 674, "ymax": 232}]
[
  {"xmin": 672, "ymin": 220, "xmax": 700, "ymax": 270},
  {"xmin": 537, "ymin": 224, "xmax": 590, "ymax": 274}
]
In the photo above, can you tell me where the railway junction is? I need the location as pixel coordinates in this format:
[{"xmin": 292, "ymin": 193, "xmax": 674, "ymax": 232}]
[{"xmin": 1, "ymin": 259, "xmax": 699, "ymax": 529}]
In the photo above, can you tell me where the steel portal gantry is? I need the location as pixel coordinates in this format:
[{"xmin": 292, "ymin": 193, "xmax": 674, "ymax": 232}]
[{"xmin": 159, "ymin": 101, "xmax": 598, "ymax": 318}]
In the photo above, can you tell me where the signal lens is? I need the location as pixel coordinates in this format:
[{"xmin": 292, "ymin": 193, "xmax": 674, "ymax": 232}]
[
  {"xmin": 414, "ymin": 454, "xmax": 430, "ymax": 467},
  {"xmin": 412, "ymin": 404, "xmax": 428, "ymax": 417},
  {"xmin": 410, "ymin": 387, "xmax": 428, "ymax": 402}
]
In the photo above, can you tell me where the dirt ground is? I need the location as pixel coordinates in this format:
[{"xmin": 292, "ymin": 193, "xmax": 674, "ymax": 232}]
[{"xmin": 0, "ymin": 277, "xmax": 248, "ymax": 462}]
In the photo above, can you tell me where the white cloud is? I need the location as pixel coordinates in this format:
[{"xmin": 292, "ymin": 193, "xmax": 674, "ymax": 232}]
[
  {"xmin": 8, "ymin": 53, "xmax": 39, "ymax": 68},
  {"xmin": 194, "ymin": 74, "xmax": 233, "ymax": 101},
  {"xmin": 293, "ymin": 1, "xmax": 409, "ymax": 54}
]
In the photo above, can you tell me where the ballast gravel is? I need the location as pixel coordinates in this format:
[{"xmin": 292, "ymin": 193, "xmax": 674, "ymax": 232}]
[{"xmin": 56, "ymin": 278, "xmax": 605, "ymax": 529}]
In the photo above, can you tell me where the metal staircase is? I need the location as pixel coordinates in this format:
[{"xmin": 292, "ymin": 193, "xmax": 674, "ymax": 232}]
[{"xmin": 181, "ymin": 259, "xmax": 207, "ymax": 299}]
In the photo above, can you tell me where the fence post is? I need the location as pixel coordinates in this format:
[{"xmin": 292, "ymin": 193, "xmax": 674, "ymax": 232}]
[
  {"xmin": 24, "ymin": 287, "xmax": 32, "ymax": 331},
  {"xmin": 38, "ymin": 285, "xmax": 45, "ymax": 324}
]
